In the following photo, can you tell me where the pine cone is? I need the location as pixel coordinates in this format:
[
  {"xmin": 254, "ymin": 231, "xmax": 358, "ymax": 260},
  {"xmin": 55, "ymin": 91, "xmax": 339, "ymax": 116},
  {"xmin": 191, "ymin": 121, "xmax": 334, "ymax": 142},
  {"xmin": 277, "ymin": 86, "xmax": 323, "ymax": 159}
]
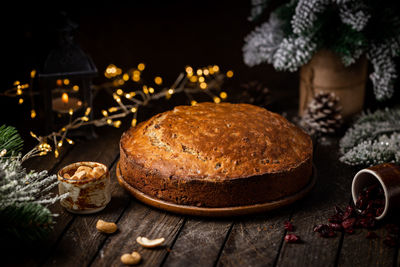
[
  {"xmin": 300, "ymin": 92, "xmax": 343, "ymax": 135},
  {"xmin": 238, "ymin": 81, "xmax": 271, "ymax": 106}
]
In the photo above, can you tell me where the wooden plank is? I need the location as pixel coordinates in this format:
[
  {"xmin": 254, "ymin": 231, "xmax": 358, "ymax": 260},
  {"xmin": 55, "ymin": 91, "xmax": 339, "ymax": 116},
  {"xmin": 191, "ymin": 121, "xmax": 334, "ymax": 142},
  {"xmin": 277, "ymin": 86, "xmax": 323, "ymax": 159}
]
[
  {"xmin": 276, "ymin": 138, "xmax": 357, "ymax": 267},
  {"xmin": 8, "ymin": 126, "xmax": 125, "ymax": 267},
  {"xmin": 162, "ymin": 218, "xmax": 232, "ymax": 267},
  {"xmin": 337, "ymin": 227, "xmax": 396, "ymax": 267},
  {"xmin": 90, "ymin": 202, "xmax": 185, "ymax": 267},
  {"xmin": 216, "ymin": 209, "xmax": 292, "ymax": 267},
  {"xmin": 43, "ymin": 161, "xmax": 131, "ymax": 267}
]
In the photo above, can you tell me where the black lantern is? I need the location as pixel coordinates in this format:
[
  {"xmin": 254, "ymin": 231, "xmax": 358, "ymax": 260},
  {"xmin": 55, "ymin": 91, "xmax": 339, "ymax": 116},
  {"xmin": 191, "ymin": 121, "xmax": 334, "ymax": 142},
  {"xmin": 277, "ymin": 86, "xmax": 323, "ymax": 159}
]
[{"xmin": 39, "ymin": 13, "xmax": 97, "ymax": 136}]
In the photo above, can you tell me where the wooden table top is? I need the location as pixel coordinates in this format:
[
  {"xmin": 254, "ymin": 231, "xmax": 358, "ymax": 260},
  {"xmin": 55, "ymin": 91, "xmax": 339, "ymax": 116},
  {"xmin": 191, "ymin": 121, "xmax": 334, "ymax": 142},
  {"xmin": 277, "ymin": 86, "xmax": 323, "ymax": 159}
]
[{"xmin": 6, "ymin": 105, "xmax": 399, "ymax": 267}]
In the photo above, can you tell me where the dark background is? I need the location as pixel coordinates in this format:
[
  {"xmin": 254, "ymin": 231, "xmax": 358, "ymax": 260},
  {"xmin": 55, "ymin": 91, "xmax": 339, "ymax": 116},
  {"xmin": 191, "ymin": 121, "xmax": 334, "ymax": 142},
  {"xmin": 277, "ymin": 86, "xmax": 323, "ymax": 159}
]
[{"xmin": 0, "ymin": 0, "xmax": 394, "ymax": 151}]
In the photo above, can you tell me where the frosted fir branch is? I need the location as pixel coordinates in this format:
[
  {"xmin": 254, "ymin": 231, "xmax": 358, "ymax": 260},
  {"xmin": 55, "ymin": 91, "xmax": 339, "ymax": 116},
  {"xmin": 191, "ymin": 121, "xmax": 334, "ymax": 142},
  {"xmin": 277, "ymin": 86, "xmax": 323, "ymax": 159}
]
[
  {"xmin": 243, "ymin": 13, "xmax": 285, "ymax": 67},
  {"xmin": 340, "ymin": 133, "xmax": 400, "ymax": 166},
  {"xmin": 0, "ymin": 157, "xmax": 63, "ymax": 208},
  {"xmin": 272, "ymin": 34, "xmax": 317, "ymax": 71},
  {"xmin": 367, "ymin": 40, "xmax": 399, "ymax": 101},
  {"xmin": 291, "ymin": 0, "xmax": 329, "ymax": 34},
  {"xmin": 248, "ymin": 0, "xmax": 271, "ymax": 21},
  {"xmin": 338, "ymin": 2, "xmax": 371, "ymax": 32},
  {"xmin": 356, "ymin": 107, "xmax": 400, "ymax": 124},
  {"xmin": 339, "ymin": 107, "xmax": 400, "ymax": 166},
  {"xmin": 341, "ymin": 48, "xmax": 363, "ymax": 67},
  {"xmin": 339, "ymin": 107, "xmax": 400, "ymax": 154}
]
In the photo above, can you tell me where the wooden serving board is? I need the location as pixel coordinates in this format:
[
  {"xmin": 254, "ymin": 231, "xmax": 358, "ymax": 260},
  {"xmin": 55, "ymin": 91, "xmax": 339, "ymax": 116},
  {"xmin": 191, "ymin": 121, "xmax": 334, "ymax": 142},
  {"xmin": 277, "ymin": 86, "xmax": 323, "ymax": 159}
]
[{"xmin": 116, "ymin": 162, "xmax": 317, "ymax": 217}]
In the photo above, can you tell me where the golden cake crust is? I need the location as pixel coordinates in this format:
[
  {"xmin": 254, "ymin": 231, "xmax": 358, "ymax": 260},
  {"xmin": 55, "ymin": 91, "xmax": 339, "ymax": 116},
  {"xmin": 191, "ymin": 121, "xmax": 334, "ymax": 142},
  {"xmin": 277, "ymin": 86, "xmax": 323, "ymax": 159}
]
[{"xmin": 120, "ymin": 102, "xmax": 313, "ymax": 207}]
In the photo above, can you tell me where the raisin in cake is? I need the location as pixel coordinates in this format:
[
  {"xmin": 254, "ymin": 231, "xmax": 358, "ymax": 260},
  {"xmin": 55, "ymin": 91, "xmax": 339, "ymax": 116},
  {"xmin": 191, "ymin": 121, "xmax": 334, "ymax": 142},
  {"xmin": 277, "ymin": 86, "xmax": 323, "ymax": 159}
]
[{"xmin": 119, "ymin": 102, "xmax": 312, "ymax": 207}]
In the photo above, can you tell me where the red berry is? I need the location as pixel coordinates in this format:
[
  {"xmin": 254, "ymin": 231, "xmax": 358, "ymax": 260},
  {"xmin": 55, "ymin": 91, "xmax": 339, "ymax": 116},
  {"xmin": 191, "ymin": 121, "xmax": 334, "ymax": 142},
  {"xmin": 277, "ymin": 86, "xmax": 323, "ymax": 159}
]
[
  {"xmin": 284, "ymin": 234, "xmax": 300, "ymax": 243},
  {"xmin": 284, "ymin": 221, "xmax": 294, "ymax": 232}
]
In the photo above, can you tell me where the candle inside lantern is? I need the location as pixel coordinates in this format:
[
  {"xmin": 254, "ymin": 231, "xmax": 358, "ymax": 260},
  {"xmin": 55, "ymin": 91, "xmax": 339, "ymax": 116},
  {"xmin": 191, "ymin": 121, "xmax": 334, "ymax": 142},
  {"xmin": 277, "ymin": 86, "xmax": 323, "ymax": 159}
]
[
  {"xmin": 62, "ymin": 92, "xmax": 69, "ymax": 104},
  {"xmin": 52, "ymin": 91, "xmax": 82, "ymax": 114}
]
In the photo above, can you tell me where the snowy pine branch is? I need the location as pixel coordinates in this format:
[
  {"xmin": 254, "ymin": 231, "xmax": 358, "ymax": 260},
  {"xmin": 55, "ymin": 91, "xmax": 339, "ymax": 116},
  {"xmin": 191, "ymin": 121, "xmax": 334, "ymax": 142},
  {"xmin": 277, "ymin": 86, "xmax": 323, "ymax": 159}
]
[
  {"xmin": 248, "ymin": 0, "xmax": 271, "ymax": 21},
  {"xmin": 338, "ymin": 2, "xmax": 371, "ymax": 32},
  {"xmin": 291, "ymin": 0, "xmax": 329, "ymax": 34},
  {"xmin": 340, "ymin": 107, "xmax": 400, "ymax": 166},
  {"xmin": 367, "ymin": 40, "xmax": 399, "ymax": 101},
  {"xmin": 272, "ymin": 33, "xmax": 317, "ymax": 71},
  {"xmin": 340, "ymin": 133, "xmax": 400, "ymax": 166},
  {"xmin": 243, "ymin": 13, "xmax": 285, "ymax": 67}
]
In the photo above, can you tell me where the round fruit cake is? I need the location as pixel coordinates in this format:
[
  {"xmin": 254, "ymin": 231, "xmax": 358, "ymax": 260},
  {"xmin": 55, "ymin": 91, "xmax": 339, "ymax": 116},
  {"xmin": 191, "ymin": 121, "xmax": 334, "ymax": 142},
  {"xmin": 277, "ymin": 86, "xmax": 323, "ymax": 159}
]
[{"xmin": 119, "ymin": 102, "xmax": 313, "ymax": 208}]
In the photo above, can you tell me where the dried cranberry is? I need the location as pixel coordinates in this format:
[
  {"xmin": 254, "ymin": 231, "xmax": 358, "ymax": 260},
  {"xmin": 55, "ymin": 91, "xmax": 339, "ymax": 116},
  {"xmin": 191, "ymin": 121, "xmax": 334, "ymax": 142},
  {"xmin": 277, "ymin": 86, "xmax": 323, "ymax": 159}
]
[
  {"xmin": 357, "ymin": 217, "xmax": 376, "ymax": 229},
  {"xmin": 284, "ymin": 234, "xmax": 300, "ymax": 243},
  {"xmin": 342, "ymin": 218, "xmax": 356, "ymax": 230},
  {"xmin": 345, "ymin": 228, "xmax": 355, "ymax": 234},
  {"xmin": 328, "ymin": 214, "xmax": 343, "ymax": 223},
  {"xmin": 313, "ymin": 224, "xmax": 325, "ymax": 233},
  {"xmin": 356, "ymin": 195, "xmax": 367, "ymax": 210},
  {"xmin": 314, "ymin": 224, "xmax": 336, "ymax": 238},
  {"xmin": 284, "ymin": 221, "xmax": 294, "ymax": 232},
  {"xmin": 366, "ymin": 232, "xmax": 379, "ymax": 239},
  {"xmin": 375, "ymin": 208, "xmax": 384, "ymax": 217},
  {"xmin": 342, "ymin": 205, "xmax": 355, "ymax": 220},
  {"xmin": 334, "ymin": 206, "xmax": 344, "ymax": 216},
  {"xmin": 329, "ymin": 223, "xmax": 342, "ymax": 231}
]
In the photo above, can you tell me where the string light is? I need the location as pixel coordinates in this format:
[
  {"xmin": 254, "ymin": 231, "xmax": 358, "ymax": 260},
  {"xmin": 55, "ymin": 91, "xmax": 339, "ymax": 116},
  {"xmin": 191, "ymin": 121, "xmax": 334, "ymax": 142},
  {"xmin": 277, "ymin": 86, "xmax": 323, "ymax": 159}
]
[
  {"xmin": 30, "ymin": 70, "xmax": 36, "ymax": 78},
  {"xmin": 190, "ymin": 76, "xmax": 198, "ymax": 83},
  {"xmin": 122, "ymin": 73, "xmax": 130, "ymax": 81},
  {"xmin": 108, "ymin": 107, "xmax": 118, "ymax": 113},
  {"xmin": 185, "ymin": 66, "xmax": 193, "ymax": 74},
  {"xmin": 113, "ymin": 94, "xmax": 121, "ymax": 102},
  {"xmin": 30, "ymin": 109, "xmax": 36, "ymax": 119},
  {"xmin": 154, "ymin": 76, "xmax": 162, "ymax": 85},
  {"xmin": 226, "ymin": 70, "xmax": 234, "ymax": 78},
  {"xmin": 138, "ymin": 63, "xmax": 145, "ymax": 71},
  {"xmin": 113, "ymin": 120, "xmax": 122, "ymax": 128},
  {"xmin": 85, "ymin": 107, "xmax": 92, "ymax": 116},
  {"xmin": 30, "ymin": 131, "xmax": 38, "ymax": 138},
  {"xmin": 18, "ymin": 98, "xmax": 24, "ymax": 104},
  {"xmin": 11, "ymin": 64, "xmax": 230, "ymax": 161}
]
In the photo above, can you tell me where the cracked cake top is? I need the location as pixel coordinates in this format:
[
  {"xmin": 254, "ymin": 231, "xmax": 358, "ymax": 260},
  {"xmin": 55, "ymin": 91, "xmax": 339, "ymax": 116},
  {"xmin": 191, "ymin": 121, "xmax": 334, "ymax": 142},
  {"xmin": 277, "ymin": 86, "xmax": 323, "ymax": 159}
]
[{"xmin": 120, "ymin": 102, "xmax": 312, "ymax": 181}]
